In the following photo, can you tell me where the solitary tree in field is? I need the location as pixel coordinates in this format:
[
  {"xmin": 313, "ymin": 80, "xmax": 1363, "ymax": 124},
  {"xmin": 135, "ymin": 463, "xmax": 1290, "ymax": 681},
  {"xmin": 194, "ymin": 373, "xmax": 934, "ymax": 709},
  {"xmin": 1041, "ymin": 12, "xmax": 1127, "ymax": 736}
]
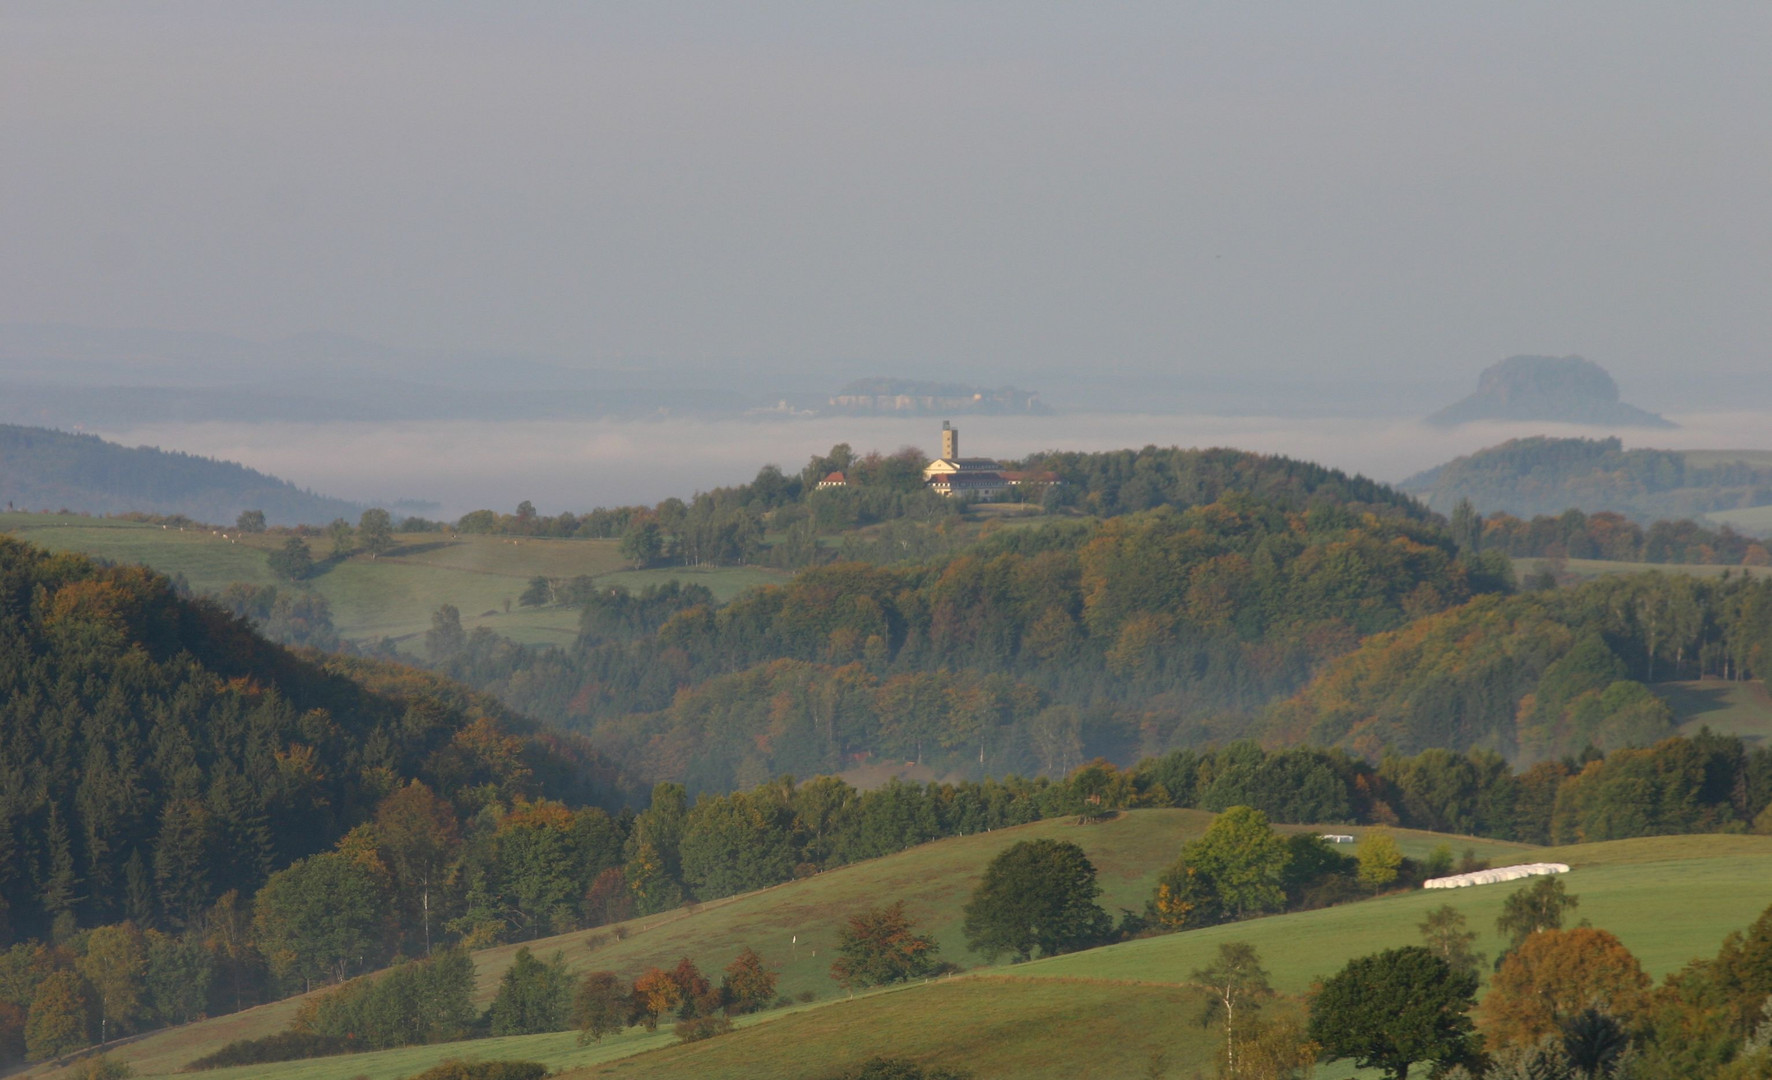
[
  {"xmin": 721, "ymin": 948, "xmax": 778, "ymax": 1015},
  {"xmin": 358, "ymin": 508, "xmax": 395, "ymax": 558},
  {"xmin": 1309, "ymin": 946, "xmax": 1478, "ymax": 1080},
  {"xmin": 266, "ymin": 536, "xmax": 313, "ymax": 581},
  {"xmin": 325, "ymin": 517, "xmax": 355, "ymax": 557},
  {"xmin": 1419, "ymin": 905, "xmax": 1483, "ymax": 978},
  {"xmin": 573, "ymin": 971, "xmax": 629, "ymax": 1043},
  {"xmin": 1190, "ymin": 942, "xmax": 1274, "ymax": 1078},
  {"xmin": 234, "ymin": 509, "xmax": 266, "ymax": 533},
  {"xmin": 1497, "ymin": 876, "xmax": 1579, "ymax": 951},
  {"xmin": 962, "ymin": 839, "xmax": 1112, "ymax": 962},
  {"xmin": 831, "ymin": 901, "xmax": 940, "ymax": 989}
]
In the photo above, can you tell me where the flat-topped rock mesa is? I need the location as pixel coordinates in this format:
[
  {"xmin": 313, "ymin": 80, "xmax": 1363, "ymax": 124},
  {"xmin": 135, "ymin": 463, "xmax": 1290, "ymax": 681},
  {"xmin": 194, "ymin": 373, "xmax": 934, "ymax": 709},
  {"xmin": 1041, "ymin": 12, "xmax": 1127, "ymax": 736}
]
[{"xmin": 1428, "ymin": 355, "xmax": 1673, "ymax": 428}]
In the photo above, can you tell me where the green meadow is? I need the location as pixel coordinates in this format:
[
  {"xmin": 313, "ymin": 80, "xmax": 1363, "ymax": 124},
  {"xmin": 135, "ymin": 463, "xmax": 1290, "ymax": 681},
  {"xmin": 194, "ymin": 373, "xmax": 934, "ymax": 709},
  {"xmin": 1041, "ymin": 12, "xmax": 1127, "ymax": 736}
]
[
  {"xmin": 0, "ymin": 513, "xmax": 789, "ymax": 653},
  {"xmin": 37, "ymin": 820, "xmax": 1770, "ymax": 1080}
]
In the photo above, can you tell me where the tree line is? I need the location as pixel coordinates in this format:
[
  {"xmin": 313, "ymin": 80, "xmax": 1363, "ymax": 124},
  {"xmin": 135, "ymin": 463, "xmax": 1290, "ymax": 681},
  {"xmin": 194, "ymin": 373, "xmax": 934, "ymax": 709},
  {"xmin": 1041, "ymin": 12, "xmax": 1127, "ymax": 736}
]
[{"xmin": 1475, "ymin": 506, "xmax": 1770, "ymax": 567}]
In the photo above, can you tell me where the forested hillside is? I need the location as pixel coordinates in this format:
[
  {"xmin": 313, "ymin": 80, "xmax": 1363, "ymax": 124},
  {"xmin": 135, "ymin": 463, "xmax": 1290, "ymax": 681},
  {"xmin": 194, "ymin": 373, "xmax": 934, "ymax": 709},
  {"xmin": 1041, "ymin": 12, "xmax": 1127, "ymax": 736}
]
[
  {"xmin": 1402, "ymin": 436, "xmax": 1772, "ymax": 523},
  {"xmin": 430, "ymin": 497, "xmax": 1509, "ymax": 790},
  {"xmin": 1267, "ymin": 569, "xmax": 1772, "ymax": 760},
  {"xmin": 0, "ymin": 423, "xmax": 362, "ymax": 525},
  {"xmin": 0, "ymin": 536, "xmax": 628, "ymax": 946}
]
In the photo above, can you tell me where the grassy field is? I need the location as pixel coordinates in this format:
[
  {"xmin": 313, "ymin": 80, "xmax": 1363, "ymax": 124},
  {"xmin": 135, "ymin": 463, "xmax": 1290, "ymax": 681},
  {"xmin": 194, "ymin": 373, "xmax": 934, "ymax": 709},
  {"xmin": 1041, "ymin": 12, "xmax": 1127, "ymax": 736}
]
[
  {"xmin": 1009, "ymin": 833, "xmax": 1772, "ymax": 992},
  {"xmin": 0, "ymin": 513, "xmax": 790, "ymax": 653},
  {"xmin": 1706, "ymin": 504, "xmax": 1772, "ymax": 536},
  {"xmin": 36, "ymin": 824, "xmax": 1765, "ymax": 1080},
  {"xmin": 1658, "ymin": 679, "xmax": 1772, "ymax": 746},
  {"xmin": 45, "ymin": 811, "xmax": 1537, "ymax": 1080}
]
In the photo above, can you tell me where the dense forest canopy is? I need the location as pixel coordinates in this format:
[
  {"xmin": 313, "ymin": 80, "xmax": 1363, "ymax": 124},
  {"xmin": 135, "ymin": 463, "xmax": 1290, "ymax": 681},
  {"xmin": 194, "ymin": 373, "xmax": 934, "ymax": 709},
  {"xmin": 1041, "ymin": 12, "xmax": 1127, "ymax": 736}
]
[
  {"xmin": 1267, "ymin": 569, "xmax": 1772, "ymax": 761},
  {"xmin": 429, "ymin": 497, "xmax": 1506, "ymax": 791},
  {"xmin": 0, "ymin": 536, "xmax": 627, "ymax": 944}
]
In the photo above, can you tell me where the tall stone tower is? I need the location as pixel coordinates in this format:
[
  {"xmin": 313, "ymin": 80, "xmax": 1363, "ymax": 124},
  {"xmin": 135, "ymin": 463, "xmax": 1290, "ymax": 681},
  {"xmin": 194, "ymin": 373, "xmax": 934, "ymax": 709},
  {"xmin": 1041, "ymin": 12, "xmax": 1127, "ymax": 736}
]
[{"xmin": 941, "ymin": 420, "xmax": 958, "ymax": 460}]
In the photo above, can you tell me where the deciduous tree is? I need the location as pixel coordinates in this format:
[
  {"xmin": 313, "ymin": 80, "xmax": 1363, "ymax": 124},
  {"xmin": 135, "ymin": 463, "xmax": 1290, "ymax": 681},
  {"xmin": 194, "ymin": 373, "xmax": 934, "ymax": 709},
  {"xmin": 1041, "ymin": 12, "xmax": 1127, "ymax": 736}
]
[
  {"xmin": 1483, "ymin": 928, "xmax": 1649, "ymax": 1050},
  {"xmin": 1190, "ymin": 942, "xmax": 1274, "ymax": 1078},
  {"xmin": 961, "ymin": 839, "xmax": 1112, "ymax": 962},
  {"xmin": 572, "ymin": 971, "xmax": 629, "ymax": 1043},
  {"xmin": 1497, "ymin": 876, "xmax": 1579, "ymax": 952},
  {"xmin": 831, "ymin": 901, "xmax": 940, "ymax": 989},
  {"xmin": 1308, "ymin": 946, "xmax": 1479, "ymax": 1080}
]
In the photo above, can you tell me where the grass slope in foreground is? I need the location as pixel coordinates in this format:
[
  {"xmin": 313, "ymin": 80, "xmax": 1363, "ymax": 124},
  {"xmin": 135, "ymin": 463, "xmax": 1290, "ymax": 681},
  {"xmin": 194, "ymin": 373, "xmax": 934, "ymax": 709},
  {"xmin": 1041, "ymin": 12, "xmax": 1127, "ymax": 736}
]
[
  {"xmin": 1011, "ymin": 833, "xmax": 1772, "ymax": 991},
  {"xmin": 52, "ymin": 812, "xmax": 1534, "ymax": 1080}
]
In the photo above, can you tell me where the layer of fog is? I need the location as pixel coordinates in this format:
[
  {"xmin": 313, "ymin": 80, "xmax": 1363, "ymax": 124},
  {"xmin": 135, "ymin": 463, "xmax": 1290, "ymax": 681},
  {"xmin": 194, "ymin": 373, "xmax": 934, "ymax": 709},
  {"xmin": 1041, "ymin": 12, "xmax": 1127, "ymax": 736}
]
[{"xmin": 94, "ymin": 412, "xmax": 1772, "ymax": 520}]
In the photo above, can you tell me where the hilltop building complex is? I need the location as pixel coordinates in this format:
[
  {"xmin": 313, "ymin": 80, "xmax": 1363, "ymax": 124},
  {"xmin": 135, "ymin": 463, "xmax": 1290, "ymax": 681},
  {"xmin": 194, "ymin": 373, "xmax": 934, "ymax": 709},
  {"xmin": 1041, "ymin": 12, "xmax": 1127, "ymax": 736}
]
[{"xmin": 920, "ymin": 422, "xmax": 1058, "ymax": 498}]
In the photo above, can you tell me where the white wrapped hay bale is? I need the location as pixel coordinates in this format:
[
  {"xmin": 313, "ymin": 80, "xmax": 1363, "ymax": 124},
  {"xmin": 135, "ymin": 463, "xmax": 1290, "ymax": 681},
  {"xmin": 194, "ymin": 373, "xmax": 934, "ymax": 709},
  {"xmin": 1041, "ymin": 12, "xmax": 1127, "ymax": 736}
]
[{"xmin": 1423, "ymin": 862, "xmax": 1571, "ymax": 889}]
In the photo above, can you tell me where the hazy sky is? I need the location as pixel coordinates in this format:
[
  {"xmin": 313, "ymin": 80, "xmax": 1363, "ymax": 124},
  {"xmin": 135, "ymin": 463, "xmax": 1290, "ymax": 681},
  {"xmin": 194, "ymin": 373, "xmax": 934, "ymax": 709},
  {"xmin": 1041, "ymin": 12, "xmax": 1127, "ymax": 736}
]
[{"xmin": 5, "ymin": 3, "xmax": 1770, "ymax": 402}]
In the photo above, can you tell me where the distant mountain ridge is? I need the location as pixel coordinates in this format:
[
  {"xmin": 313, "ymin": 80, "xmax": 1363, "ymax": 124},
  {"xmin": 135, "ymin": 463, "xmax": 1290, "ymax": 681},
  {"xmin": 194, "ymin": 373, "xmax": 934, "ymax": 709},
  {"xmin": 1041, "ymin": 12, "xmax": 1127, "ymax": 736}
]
[
  {"xmin": 0, "ymin": 423, "xmax": 365, "ymax": 525},
  {"xmin": 824, "ymin": 377, "xmax": 1048, "ymax": 416},
  {"xmin": 1428, "ymin": 355, "xmax": 1673, "ymax": 428},
  {"xmin": 1401, "ymin": 435, "xmax": 1772, "ymax": 521}
]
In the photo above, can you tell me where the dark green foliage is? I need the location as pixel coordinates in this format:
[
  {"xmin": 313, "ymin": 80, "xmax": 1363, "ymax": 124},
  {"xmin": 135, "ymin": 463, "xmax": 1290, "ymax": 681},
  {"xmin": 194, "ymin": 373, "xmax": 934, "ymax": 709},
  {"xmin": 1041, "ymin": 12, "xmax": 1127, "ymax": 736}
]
[
  {"xmin": 212, "ymin": 582, "xmax": 341, "ymax": 649},
  {"xmin": 407, "ymin": 1060, "xmax": 548, "ymax": 1080},
  {"xmin": 252, "ymin": 853, "xmax": 389, "ymax": 988},
  {"xmin": 186, "ymin": 1030, "xmax": 355, "ymax": 1070},
  {"xmin": 1308, "ymin": 946, "xmax": 1480, "ymax": 1080},
  {"xmin": 488, "ymin": 947, "xmax": 574, "ymax": 1036},
  {"xmin": 518, "ymin": 577, "xmax": 551, "ymax": 608},
  {"xmin": 1561, "ymin": 1007, "xmax": 1630, "ymax": 1079},
  {"xmin": 674, "ymin": 1013, "xmax": 732, "ymax": 1042},
  {"xmin": 305, "ymin": 948, "xmax": 477, "ymax": 1049},
  {"xmin": 0, "ymin": 536, "xmax": 624, "ymax": 945},
  {"xmin": 820, "ymin": 1057, "xmax": 974, "ymax": 1080},
  {"xmin": 357, "ymin": 508, "xmax": 395, "ymax": 558},
  {"xmin": 266, "ymin": 536, "xmax": 314, "ymax": 581},
  {"xmin": 572, "ymin": 971, "xmax": 628, "ymax": 1043},
  {"xmin": 961, "ymin": 839, "xmax": 1112, "ymax": 962},
  {"xmin": 0, "ymin": 423, "xmax": 362, "ymax": 525}
]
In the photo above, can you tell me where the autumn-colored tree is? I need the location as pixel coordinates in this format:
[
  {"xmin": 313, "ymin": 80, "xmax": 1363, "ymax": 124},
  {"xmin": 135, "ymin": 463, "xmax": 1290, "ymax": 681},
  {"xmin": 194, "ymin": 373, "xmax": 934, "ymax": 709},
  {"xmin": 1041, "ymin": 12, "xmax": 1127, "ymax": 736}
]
[
  {"xmin": 1713, "ymin": 900, "xmax": 1772, "ymax": 1034},
  {"xmin": 1190, "ymin": 942, "xmax": 1274, "ymax": 1078},
  {"xmin": 1482, "ymin": 927, "xmax": 1650, "ymax": 1050},
  {"xmin": 1496, "ymin": 876, "xmax": 1579, "ymax": 951},
  {"xmin": 631, "ymin": 967, "xmax": 683, "ymax": 1031},
  {"xmin": 831, "ymin": 901, "xmax": 941, "ymax": 989},
  {"xmin": 24, "ymin": 970, "xmax": 94, "ymax": 1061},
  {"xmin": 722, "ymin": 948, "xmax": 778, "ymax": 1015},
  {"xmin": 1355, "ymin": 829, "xmax": 1402, "ymax": 889},
  {"xmin": 668, "ymin": 957, "xmax": 716, "ymax": 1019},
  {"xmin": 572, "ymin": 971, "xmax": 629, "ymax": 1043},
  {"xmin": 76, "ymin": 921, "xmax": 148, "ymax": 1040}
]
